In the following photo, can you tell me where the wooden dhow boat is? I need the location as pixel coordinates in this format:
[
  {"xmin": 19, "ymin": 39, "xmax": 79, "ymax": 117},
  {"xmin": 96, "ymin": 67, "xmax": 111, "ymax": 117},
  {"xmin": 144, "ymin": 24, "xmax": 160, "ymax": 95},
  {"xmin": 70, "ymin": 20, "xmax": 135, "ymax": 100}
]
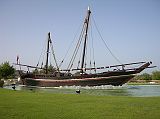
[{"xmin": 15, "ymin": 7, "xmax": 153, "ymax": 87}]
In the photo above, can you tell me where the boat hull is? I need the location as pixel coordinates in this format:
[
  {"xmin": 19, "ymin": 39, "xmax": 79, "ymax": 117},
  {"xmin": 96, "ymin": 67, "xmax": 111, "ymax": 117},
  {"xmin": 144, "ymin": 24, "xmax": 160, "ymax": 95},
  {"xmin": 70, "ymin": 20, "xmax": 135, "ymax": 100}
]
[
  {"xmin": 21, "ymin": 75, "xmax": 135, "ymax": 87},
  {"xmin": 19, "ymin": 62, "xmax": 151, "ymax": 87}
]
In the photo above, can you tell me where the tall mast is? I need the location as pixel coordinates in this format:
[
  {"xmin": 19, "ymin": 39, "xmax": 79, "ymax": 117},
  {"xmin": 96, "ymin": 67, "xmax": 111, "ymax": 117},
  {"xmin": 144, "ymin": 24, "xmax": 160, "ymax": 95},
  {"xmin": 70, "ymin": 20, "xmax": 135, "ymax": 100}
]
[
  {"xmin": 81, "ymin": 7, "xmax": 91, "ymax": 74},
  {"xmin": 45, "ymin": 32, "xmax": 51, "ymax": 74}
]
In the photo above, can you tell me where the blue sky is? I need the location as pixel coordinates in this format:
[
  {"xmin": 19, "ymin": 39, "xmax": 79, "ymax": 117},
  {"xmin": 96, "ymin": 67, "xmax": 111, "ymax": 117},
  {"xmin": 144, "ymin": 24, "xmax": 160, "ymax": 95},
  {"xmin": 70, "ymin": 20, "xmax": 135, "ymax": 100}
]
[{"xmin": 0, "ymin": 0, "xmax": 160, "ymax": 72}]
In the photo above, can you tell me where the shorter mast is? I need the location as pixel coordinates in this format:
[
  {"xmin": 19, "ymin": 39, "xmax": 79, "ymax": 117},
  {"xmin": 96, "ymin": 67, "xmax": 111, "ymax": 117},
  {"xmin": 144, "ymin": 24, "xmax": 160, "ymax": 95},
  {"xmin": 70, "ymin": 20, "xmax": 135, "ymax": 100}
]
[
  {"xmin": 45, "ymin": 32, "xmax": 51, "ymax": 74},
  {"xmin": 81, "ymin": 7, "xmax": 91, "ymax": 74},
  {"xmin": 45, "ymin": 32, "xmax": 60, "ymax": 74}
]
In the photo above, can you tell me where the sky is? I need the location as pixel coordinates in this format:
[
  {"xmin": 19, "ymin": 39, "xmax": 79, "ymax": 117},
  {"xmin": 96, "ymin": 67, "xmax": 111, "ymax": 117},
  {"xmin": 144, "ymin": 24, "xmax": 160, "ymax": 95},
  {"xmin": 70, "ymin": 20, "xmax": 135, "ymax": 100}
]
[{"xmin": 0, "ymin": 0, "xmax": 160, "ymax": 73}]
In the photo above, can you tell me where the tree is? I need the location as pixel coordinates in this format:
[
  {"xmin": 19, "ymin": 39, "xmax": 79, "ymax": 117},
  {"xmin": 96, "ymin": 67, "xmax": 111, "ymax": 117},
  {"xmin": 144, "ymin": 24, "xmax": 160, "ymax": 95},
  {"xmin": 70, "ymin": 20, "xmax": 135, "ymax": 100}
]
[
  {"xmin": 134, "ymin": 73, "xmax": 151, "ymax": 80},
  {"xmin": 48, "ymin": 65, "xmax": 56, "ymax": 74},
  {"xmin": 152, "ymin": 71, "xmax": 160, "ymax": 80},
  {"xmin": 32, "ymin": 65, "xmax": 56, "ymax": 74},
  {"xmin": 32, "ymin": 68, "xmax": 39, "ymax": 74},
  {"xmin": 0, "ymin": 62, "xmax": 15, "ymax": 79},
  {"xmin": 141, "ymin": 73, "xmax": 152, "ymax": 80}
]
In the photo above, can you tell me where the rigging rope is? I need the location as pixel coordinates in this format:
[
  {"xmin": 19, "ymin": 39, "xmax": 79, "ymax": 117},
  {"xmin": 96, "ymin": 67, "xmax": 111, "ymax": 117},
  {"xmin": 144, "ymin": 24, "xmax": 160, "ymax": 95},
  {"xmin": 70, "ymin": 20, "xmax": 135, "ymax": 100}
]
[
  {"xmin": 59, "ymin": 22, "xmax": 83, "ymax": 68},
  {"xmin": 90, "ymin": 18, "xmax": 96, "ymax": 73},
  {"xmin": 77, "ymin": 42, "xmax": 83, "ymax": 69},
  {"xmin": 67, "ymin": 23, "xmax": 86, "ymax": 71},
  {"xmin": 36, "ymin": 36, "xmax": 48, "ymax": 68},
  {"xmin": 92, "ymin": 16, "xmax": 122, "ymax": 65},
  {"xmin": 50, "ymin": 40, "xmax": 59, "ymax": 71}
]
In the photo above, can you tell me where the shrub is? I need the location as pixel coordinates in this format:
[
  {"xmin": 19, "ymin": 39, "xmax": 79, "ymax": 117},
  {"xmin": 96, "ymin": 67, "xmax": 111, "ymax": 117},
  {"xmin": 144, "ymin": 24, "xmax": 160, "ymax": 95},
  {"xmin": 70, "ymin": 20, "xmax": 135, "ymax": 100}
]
[
  {"xmin": 0, "ymin": 62, "xmax": 15, "ymax": 79},
  {"xmin": 134, "ymin": 73, "xmax": 151, "ymax": 80},
  {"xmin": 152, "ymin": 71, "xmax": 160, "ymax": 80}
]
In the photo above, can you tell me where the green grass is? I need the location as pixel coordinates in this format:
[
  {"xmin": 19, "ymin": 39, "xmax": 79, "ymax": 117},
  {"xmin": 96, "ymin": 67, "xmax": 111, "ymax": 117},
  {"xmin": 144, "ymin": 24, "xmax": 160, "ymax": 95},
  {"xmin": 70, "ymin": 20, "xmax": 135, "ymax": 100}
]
[{"xmin": 0, "ymin": 88, "xmax": 160, "ymax": 119}]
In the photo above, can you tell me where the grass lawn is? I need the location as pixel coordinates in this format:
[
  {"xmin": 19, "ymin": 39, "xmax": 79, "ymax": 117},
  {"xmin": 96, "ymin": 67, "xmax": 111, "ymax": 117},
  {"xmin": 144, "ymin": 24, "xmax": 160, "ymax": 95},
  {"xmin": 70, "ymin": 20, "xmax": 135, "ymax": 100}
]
[{"xmin": 0, "ymin": 88, "xmax": 160, "ymax": 119}]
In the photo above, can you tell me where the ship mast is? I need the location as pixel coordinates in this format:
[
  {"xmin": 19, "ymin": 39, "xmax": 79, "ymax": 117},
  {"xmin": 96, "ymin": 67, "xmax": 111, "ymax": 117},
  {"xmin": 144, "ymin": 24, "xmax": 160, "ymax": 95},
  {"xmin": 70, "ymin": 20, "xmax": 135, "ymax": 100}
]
[
  {"xmin": 45, "ymin": 32, "xmax": 51, "ymax": 74},
  {"xmin": 81, "ymin": 7, "xmax": 91, "ymax": 74}
]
